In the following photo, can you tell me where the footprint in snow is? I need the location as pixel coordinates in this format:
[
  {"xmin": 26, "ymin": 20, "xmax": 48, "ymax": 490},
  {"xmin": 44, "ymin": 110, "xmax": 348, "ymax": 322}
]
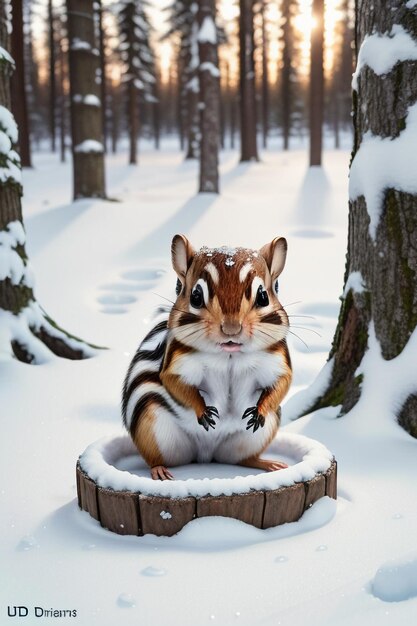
[{"xmin": 97, "ymin": 267, "xmax": 167, "ymax": 315}]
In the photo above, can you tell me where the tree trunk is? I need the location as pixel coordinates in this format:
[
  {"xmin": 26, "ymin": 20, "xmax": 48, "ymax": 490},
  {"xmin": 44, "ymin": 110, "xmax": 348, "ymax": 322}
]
[
  {"xmin": 128, "ymin": 80, "xmax": 138, "ymax": 164},
  {"xmin": 153, "ymin": 68, "xmax": 161, "ymax": 150},
  {"xmin": 297, "ymin": 0, "xmax": 417, "ymax": 439},
  {"xmin": 111, "ymin": 75, "xmax": 120, "ymax": 154},
  {"xmin": 47, "ymin": 0, "xmax": 56, "ymax": 153},
  {"xmin": 0, "ymin": 0, "xmax": 95, "ymax": 363},
  {"xmin": 309, "ymin": 0, "xmax": 324, "ymax": 166},
  {"xmin": 66, "ymin": 0, "xmax": 106, "ymax": 199},
  {"xmin": 281, "ymin": 0, "xmax": 292, "ymax": 151},
  {"xmin": 10, "ymin": 0, "xmax": 31, "ymax": 167},
  {"xmin": 58, "ymin": 19, "xmax": 67, "ymax": 163},
  {"xmin": 198, "ymin": 0, "xmax": 220, "ymax": 193},
  {"xmin": 177, "ymin": 53, "xmax": 185, "ymax": 150},
  {"xmin": 96, "ymin": 0, "xmax": 107, "ymax": 153},
  {"xmin": 261, "ymin": 0, "xmax": 269, "ymax": 149},
  {"xmin": 239, "ymin": 0, "xmax": 258, "ymax": 161},
  {"xmin": 184, "ymin": 24, "xmax": 200, "ymax": 160}
]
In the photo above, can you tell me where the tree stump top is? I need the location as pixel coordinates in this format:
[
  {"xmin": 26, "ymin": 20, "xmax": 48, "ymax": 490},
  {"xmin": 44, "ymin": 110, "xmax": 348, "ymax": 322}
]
[{"xmin": 77, "ymin": 433, "xmax": 337, "ymax": 536}]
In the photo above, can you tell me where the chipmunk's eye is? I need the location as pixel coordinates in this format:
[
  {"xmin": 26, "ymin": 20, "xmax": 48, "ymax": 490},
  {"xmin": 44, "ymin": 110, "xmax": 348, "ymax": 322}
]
[
  {"xmin": 190, "ymin": 284, "xmax": 204, "ymax": 308},
  {"xmin": 256, "ymin": 285, "xmax": 269, "ymax": 307},
  {"xmin": 175, "ymin": 278, "xmax": 182, "ymax": 296},
  {"xmin": 274, "ymin": 280, "xmax": 279, "ymax": 294}
]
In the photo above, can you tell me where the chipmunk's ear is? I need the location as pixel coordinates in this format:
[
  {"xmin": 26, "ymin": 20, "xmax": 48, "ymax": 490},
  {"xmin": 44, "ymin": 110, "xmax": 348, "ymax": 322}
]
[
  {"xmin": 259, "ymin": 237, "xmax": 287, "ymax": 280},
  {"xmin": 171, "ymin": 234, "xmax": 196, "ymax": 284}
]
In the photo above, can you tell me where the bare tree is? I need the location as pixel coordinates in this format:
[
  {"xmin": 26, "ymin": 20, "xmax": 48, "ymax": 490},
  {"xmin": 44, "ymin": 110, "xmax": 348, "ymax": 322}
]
[
  {"xmin": 295, "ymin": 0, "xmax": 417, "ymax": 439},
  {"xmin": 0, "ymin": 0, "xmax": 95, "ymax": 362},
  {"xmin": 239, "ymin": 0, "xmax": 258, "ymax": 161},
  {"xmin": 66, "ymin": 0, "xmax": 106, "ymax": 199},
  {"xmin": 309, "ymin": 0, "xmax": 324, "ymax": 166},
  {"xmin": 198, "ymin": 0, "xmax": 220, "ymax": 193}
]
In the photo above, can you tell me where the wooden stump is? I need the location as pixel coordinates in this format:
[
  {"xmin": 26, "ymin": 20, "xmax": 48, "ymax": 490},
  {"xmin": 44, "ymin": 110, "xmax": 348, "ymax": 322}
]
[{"xmin": 76, "ymin": 458, "xmax": 337, "ymax": 537}]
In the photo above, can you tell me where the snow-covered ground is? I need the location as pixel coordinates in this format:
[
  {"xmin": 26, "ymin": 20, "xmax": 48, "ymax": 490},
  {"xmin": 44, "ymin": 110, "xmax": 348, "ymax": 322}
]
[{"xmin": 1, "ymin": 140, "xmax": 416, "ymax": 625}]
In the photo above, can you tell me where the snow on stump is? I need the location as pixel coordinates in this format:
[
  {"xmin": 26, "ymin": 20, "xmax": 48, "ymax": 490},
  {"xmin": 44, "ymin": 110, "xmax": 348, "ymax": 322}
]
[{"xmin": 76, "ymin": 433, "xmax": 337, "ymax": 537}]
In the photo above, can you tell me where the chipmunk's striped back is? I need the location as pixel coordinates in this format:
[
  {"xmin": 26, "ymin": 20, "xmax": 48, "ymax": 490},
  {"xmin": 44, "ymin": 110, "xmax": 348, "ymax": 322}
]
[{"xmin": 122, "ymin": 306, "xmax": 180, "ymax": 437}]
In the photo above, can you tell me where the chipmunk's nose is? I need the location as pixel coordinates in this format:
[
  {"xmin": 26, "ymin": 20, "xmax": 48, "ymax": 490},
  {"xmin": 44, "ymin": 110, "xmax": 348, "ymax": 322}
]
[{"xmin": 221, "ymin": 319, "xmax": 242, "ymax": 336}]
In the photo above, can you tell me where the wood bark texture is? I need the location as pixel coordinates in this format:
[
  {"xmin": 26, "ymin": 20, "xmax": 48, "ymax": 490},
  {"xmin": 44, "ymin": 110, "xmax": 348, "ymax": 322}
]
[
  {"xmin": 198, "ymin": 0, "xmax": 220, "ymax": 193},
  {"xmin": 309, "ymin": 0, "xmax": 324, "ymax": 166},
  {"xmin": 76, "ymin": 460, "xmax": 337, "ymax": 537},
  {"xmin": 239, "ymin": 0, "xmax": 258, "ymax": 161},
  {"xmin": 280, "ymin": 0, "xmax": 292, "ymax": 150},
  {"xmin": 10, "ymin": 0, "xmax": 31, "ymax": 167},
  {"xmin": 261, "ymin": 0, "xmax": 269, "ymax": 149},
  {"xmin": 66, "ymin": 0, "xmax": 106, "ymax": 199},
  {"xmin": 48, "ymin": 0, "xmax": 56, "ymax": 153},
  {"xmin": 302, "ymin": 1, "xmax": 417, "ymax": 438}
]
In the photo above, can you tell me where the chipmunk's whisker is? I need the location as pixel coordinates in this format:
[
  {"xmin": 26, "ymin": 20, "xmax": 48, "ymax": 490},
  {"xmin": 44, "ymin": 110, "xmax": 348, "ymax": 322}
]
[
  {"xmin": 287, "ymin": 330, "xmax": 309, "ymax": 350},
  {"xmin": 289, "ymin": 325, "xmax": 322, "ymax": 337},
  {"xmin": 153, "ymin": 292, "xmax": 199, "ymax": 318},
  {"xmin": 279, "ymin": 300, "xmax": 302, "ymax": 309}
]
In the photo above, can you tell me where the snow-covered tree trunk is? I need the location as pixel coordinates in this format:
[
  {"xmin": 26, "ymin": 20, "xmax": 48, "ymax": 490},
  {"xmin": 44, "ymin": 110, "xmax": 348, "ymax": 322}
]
[
  {"xmin": 309, "ymin": 0, "xmax": 324, "ymax": 166},
  {"xmin": 0, "ymin": 0, "xmax": 95, "ymax": 362},
  {"xmin": 293, "ymin": 0, "xmax": 417, "ymax": 438},
  {"xmin": 198, "ymin": 0, "xmax": 220, "ymax": 193},
  {"xmin": 96, "ymin": 0, "xmax": 107, "ymax": 153},
  {"xmin": 118, "ymin": 0, "xmax": 156, "ymax": 165},
  {"xmin": 66, "ymin": 0, "xmax": 106, "ymax": 199},
  {"xmin": 10, "ymin": 0, "xmax": 31, "ymax": 167},
  {"xmin": 239, "ymin": 0, "xmax": 258, "ymax": 161},
  {"xmin": 184, "ymin": 21, "xmax": 200, "ymax": 160}
]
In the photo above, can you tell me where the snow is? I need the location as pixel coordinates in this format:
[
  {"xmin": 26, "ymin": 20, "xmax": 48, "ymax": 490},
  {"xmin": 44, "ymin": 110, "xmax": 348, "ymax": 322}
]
[
  {"xmin": 73, "ymin": 94, "xmax": 101, "ymax": 107},
  {"xmin": 186, "ymin": 76, "xmax": 199, "ymax": 93},
  {"xmin": 74, "ymin": 139, "xmax": 104, "ymax": 153},
  {"xmin": 2, "ymin": 141, "xmax": 417, "ymax": 625},
  {"xmin": 197, "ymin": 16, "xmax": 217, "ymax": 44},
  {"xmin": 78, "ymin": 432, "xmax": 333, "ymax": 497},
  {"xmin": 0, "ymin": 105, "xmax": 21, "ymax": 184},
  {"xmin": 349, "ymin": 101, "xmax": 417, "ymax": 239},
  {"xmin": 200, "ymin": 61, "xmax": 220, "ymax": 77},
  {"xmin": 283, "ymin": 360, "xmax": 335, "ymax": 422},
  {"xmin": 0, "ymin": 104, "xmax": 18, "ymax": 143},
  {"xmin": 71, "ymin": 38, "xmax": 92, "ymax": 52},
  {"xmin": 372, "ymin": 554, "xmax": 417, "ymax": 602},
  {"xmin": 343, "ymin": 270, "xmax": 366, "ymax": 296},
  {"xmin": 352, "ymin": 25, "xmax": 417, "ymax": 91},
  {"xmin": 406, "ymin": 0, "xmax": 417, "ymax": 7},
  {"xmin": 0, "ymin": 220, "xmax": 32, "ymax": 286},
  {"xmin": 0, "ymin": 44, "xmax": 14, "ymax": 65},
  {"xmin": 0, "ymin": 129, "xmax": 12, "ymax": 153}
]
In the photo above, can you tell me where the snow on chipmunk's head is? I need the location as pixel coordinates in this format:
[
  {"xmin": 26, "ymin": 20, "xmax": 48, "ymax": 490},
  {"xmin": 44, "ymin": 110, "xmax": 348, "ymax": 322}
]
[{"xmin": 169, "ymin": 234, "xmax": 289, "ymax": 353}]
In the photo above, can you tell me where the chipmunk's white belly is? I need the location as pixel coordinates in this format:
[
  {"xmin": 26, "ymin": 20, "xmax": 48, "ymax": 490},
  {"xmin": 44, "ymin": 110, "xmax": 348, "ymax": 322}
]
[{"xmin": 171, "ymin": 350, "xmax": 285, "ymax": 462}]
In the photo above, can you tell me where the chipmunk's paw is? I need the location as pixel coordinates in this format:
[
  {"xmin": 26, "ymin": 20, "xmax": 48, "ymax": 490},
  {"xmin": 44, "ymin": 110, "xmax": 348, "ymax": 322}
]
[
  {"xmin": 242, "ymin": 406, "xmax": 265, "ymax": 432},
  {"xmin": 151, "ymin": 466, "xmax": 174, "ymax": 480},
  {"xmin": 198, "ymin": 406, "xmax": 219, "ymax": 431}
]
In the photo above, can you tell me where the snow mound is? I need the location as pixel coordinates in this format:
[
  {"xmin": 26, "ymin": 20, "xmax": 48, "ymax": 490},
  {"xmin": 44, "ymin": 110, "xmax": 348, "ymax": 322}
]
[
  {"xmin": 371, "ymin": 555, "xmax": 417, "ymax": 602},
  {"xmin": 78, "ymin": 432, "xmax": 334, "ymax": 498}
]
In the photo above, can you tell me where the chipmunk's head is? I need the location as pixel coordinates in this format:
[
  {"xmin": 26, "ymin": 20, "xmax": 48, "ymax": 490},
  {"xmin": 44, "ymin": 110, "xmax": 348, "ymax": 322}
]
[{"xmin": 170, "ymin": 234, "xmax": 289, "ymax": 354}]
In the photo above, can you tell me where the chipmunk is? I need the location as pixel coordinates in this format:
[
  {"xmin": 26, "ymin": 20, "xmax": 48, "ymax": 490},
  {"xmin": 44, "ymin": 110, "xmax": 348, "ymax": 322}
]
[{"xmin": 122, "ymin": 234, "xmax": 292, "ymax": 480}]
